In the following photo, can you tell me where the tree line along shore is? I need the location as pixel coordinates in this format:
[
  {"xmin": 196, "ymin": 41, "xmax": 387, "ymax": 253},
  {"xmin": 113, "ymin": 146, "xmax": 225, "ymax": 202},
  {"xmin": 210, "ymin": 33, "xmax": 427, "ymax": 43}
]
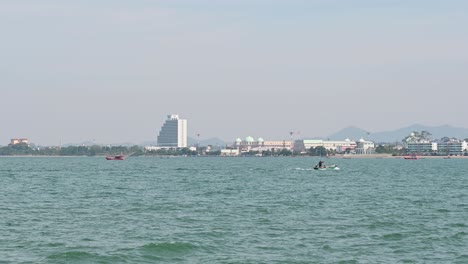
[{"xmin": 1, "ymin": 143, "xmax": 467, "ymax": 157}]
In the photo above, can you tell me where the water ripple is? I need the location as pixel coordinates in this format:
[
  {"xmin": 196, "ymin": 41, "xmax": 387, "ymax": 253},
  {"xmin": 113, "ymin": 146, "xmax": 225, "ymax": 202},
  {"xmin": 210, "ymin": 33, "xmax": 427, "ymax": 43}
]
[{"xmin": 1, "ymin": 157, "xmax": 467, "ymax": 263}]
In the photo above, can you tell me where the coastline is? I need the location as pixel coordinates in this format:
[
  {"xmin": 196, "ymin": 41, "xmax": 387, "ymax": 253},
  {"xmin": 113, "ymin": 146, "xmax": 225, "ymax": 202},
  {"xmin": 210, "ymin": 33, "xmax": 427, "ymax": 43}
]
[
  {"xmin": 333, "ymin": 154, "xmax": 468, "ymax": 159},
  {"xmin": 0, "ymin": 155, "xmax": 94, "ymax": 158},
  {"xmin": 1, "ymin": 154, "xmax": 467, "ymax": 159}
]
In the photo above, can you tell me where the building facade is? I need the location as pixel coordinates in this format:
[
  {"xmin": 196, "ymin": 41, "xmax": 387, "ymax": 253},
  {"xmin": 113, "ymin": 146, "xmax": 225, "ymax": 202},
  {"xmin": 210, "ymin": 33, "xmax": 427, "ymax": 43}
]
[
  {"xmin": 220, "ymin": 148, "xmax": 240, "ymax": 156},
  {"xmin": 233, "ymin": 137, "xmax": 292, "ymax": 152},
  {"xmin": 405, "ymin": 140, "xmax": 467, "ymax": 156},
  {"xmin": 157, "ymin": 114, "xmax": 187, "ymax": 148},
  {"xmin": 406, "ymin": 142, "xmax": 437, "ymax": 154},
  {"xmin": 436, "ymin": 141, "xmax": 467, "ymax": 156},
  {"xmin": 9, "ymin": 138, "xmax": 29, "ymax": 146},
  {"xmin": 355, "ymin": 138, "xmax": 375, "ymax": 155},
  {"xmin": 294, "ymin": 138, "xmax": 357, "ymax": 153}
]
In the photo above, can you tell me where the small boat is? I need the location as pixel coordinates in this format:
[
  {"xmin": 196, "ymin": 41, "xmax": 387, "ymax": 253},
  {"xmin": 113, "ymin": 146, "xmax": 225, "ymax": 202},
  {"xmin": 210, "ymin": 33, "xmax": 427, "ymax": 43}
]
[
  {"xmin": 314, "ymin": 164, "xmax": 340, "ymax": 171},
  {"xmin": 106, "ymin": 153, "xmax": 125, "ymax": 160},
  {"xmin": 404, "ymin": 154, "xmax": 418, "ymax": 160}
]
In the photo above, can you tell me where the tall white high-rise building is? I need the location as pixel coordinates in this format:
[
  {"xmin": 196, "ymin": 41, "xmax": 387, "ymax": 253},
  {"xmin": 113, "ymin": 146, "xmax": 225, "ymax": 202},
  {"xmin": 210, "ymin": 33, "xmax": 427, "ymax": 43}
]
[{"xmin": 157, "ymin": 114, "xmax": 187, "ymax": 148}]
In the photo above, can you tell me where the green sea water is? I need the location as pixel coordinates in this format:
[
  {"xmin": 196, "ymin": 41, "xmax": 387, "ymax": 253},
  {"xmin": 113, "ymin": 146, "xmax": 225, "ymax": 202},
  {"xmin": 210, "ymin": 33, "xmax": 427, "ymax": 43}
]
[{"xmin": 1, "ymin": 157, "xmax": 467, "ymax": 263}]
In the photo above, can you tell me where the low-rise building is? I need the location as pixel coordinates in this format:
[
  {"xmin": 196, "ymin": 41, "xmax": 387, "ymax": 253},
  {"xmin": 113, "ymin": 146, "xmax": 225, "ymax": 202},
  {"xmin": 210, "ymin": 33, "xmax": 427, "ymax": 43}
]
[
  {"xmin": 355, "ymin": 138, "xmax": 375, "ymax": 155},
  {"xmin": 294, "ymin": 138, "xmax": 357, "ymax": 153},
  {"xmin": 436, "ymin": 140, "xmax": 467, "ymax": 156},
  {"xmin": 220, "ymin": 148, "xmax": 240, "ymax": 156},
  {"xmin": 405, "ymin": 139, "xmax": 467, "ymax": 156},
  {"xmin": 406, "ymin": 141, "xmax": 437, "ymax": 154},
  {"xmin": 9, "ymin": 138, "xmax": 29, "ymax": 146},
  {"xmin": 188, "ymin": 146, "xmax": 197, "ymax": 152},
  {"xmin": 144, "ymin": 146, "xmax": 174, "ymax": 151},
  {"xmin": 234, "ymin": 137, "xmax": 292, "ymax": 152}
]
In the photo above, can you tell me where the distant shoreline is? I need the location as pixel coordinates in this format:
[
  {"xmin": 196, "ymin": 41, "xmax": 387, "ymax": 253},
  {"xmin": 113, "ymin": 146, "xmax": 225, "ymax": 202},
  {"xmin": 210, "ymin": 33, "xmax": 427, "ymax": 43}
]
[
  {"xmin": 332, "ymin": 154, "xmax": 468, "ymax": 159},
  {"xmin": 1, "ymin": 154, "xmax": 467, "ymax": 159},
  {"xmin": 0, "ymin": 155, "xmax": 94, "ymax": 158}
]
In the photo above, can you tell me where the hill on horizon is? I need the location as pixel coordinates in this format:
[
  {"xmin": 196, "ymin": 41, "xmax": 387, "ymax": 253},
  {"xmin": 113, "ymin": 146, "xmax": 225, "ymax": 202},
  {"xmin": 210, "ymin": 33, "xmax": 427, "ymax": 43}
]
[
  {"xmin": 328, "ymin": 124, "xmax": 468, "ymax": 143},
  {"xmin": 187, "ymin": 137, "xmax": 227, "ymax": 147},
  {"xmin": 49, "ymin": 124, "xmax": 468, "ymax": 147},
  {"xmin": 328, "ymin": 126, "xmax": 370, "ymax": 141}
]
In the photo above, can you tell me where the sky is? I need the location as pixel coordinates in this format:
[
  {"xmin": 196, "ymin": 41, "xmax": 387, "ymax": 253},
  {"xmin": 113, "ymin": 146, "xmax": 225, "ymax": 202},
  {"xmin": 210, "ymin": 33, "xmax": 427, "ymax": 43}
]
[{"xmin": 1, "ymin": 0, "xmax": 467, "ymax": 145}]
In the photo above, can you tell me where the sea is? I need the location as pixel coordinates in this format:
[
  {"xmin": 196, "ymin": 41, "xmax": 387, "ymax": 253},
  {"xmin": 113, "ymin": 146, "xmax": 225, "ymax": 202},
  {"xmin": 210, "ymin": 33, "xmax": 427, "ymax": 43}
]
[{"xmin": 1, "ymin": 157, "xmax": 467, "ymax": 263}]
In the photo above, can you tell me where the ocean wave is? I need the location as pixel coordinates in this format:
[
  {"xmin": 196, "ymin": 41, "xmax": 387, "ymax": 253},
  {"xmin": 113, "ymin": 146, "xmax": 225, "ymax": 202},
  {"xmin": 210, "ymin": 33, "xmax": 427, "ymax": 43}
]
[
  {"xmin": 448, "ymin": 223, "xmax": 467, "ymax": 228},
  {"xmin": 174, "ymin": 168, "xmax": 194, "ymax": 171},
  {"xmin": 381, "ymin": 233, "xmax": 404, "ymax": 241},
  {"xmin": 47, "ymin": 251, "xmax": 95, "ymax": 260},
  {"xmin": 139, "ymin": 242, "xmax": 196, "ymax": 254},
  {"xmin": 120, "ymin": 242, "xmax": 199, "ymax": 262},
  {"xmin": 294, "ymin": 167, "xmax": 313, "ymax": 171},
  {"xmin": 46, "ymin": 251, "xmax": 126, "ymax": 263},
  {"xmin": 456, "ymin": 254, "xmax": 468, "ymax": 262},
  {"xmin": 450, "ymin": 231, "xmax": 467, "ymax": 240}
]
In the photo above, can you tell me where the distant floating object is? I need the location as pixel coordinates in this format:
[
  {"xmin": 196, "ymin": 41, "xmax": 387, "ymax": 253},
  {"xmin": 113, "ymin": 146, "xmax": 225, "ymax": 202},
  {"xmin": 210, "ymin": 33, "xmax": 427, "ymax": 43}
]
[
  {"xmin": 106, "ymin": 153, "xmax": 125, "ymax": 160},
  {"xmin": 404, "ymin": 154, "xmax": 419, "ymax": 160},
  {"xmin": 313, "ymin": 164, "xmax": 340, "ymax": 170}
]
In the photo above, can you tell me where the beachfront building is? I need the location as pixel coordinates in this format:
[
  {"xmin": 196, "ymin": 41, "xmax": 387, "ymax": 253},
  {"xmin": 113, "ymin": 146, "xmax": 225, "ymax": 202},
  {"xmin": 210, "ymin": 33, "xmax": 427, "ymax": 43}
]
[
  {"xmin": 406, "ymin": 141, "xmax": 437, "ymax": 154},
  {"xmin": 435, "ymin": 140, "xmax": 467, "ymax": 156},
  {"xmin": 234, "ymin": 137, "xmax": 292, "ymax": 152},
  {"xmin": 405, "ymin": 140, "xmax": 467, "ymax": 156},
  {"xmin": 9, "ymin": 138, "xmax": 29, "ymax": 146},
  {"xmin": 294, "ymin": 139, "xmax": 357, "ymax": 153},
  {"xmin": 355, "ymin": 138, "xmax": 375, "ymax": 155},
  {"xmin": 157, "ymin": 114, "xmax": 187, "ymax": 148},
  {"xmin": 220, "ymin": 148, "xmax": 240, "ymax": 156}
]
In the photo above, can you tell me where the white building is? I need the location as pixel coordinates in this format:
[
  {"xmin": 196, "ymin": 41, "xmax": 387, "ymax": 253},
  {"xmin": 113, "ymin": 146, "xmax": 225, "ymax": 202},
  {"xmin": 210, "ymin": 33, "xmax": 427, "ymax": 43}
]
[
  {"xmin": 355, "ymin": 138, "xmax": 375, "ymax": 155},
  {"xmin": 233, "ymin": 137, "xmax": 292, "ymax": 152},
  {"xmin": 294, "ymin": 139, "xmax": 357, "ymax": 153},
  {"xmin": 406, "ymin": 142, "xmax": 437, "ymax": 154},
  {"xmin": 436, "ymin": 140, "xmax": 467, "ymax": 156},
  {"xmin": 220, "ymin": 148, "xmax": 240, "ymax": 156},
  {"xmin": 9, "ymin": 138, "xmax": 29, "ymax": 145},
  {"xmin": 144, "ymin": 146, "xmax": 160, "ymax": 151},
  {"xmin": 406, "ymin": 140, "xmax": 467, "ymax": 156},
  {"xmin": 157, "ymin": 114, "xmax": 187, "ymax": 148}
]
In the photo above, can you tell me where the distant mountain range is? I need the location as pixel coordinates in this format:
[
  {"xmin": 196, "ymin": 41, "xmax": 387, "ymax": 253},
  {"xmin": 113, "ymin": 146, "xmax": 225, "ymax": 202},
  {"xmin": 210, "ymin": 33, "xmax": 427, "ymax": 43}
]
[
  {"xmin": 57, "ymin": 124, "xmax": 468, "ymax": 147},
  {"xmin": 328, "ymin": 124, "xmax": 468, "ymax": 143},
  {"xmin": 62, "ymin": 141, "xmax": 138, "ymax": 147},
  {"xmin": 187, "ymin": 137, "xmax": 227, "ymax": 147}
]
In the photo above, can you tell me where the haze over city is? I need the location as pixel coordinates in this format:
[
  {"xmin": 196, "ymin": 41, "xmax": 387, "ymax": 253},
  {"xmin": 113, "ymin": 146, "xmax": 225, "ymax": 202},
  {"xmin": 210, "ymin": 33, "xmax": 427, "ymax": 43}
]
[{"xmin": 1, "ymin": 0, "xmax": 467, "ymax": 146}]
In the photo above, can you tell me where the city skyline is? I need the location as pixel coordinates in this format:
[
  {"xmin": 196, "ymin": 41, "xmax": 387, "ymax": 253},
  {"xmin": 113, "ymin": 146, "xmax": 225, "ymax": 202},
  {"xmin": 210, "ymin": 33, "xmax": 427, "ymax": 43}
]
[
  {"xmin": 1, "ymin": 1, "xmax": 467, "ymax": 145},
  {"xmin": 4, "ymin": 122, "xmax": 468, "ymax": 147}
]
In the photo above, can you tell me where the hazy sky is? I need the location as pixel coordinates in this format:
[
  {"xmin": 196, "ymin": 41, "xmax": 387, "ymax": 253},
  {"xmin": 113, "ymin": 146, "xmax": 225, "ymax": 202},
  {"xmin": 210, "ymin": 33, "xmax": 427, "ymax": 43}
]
[{"xmin": 1, "ymin": 0, "xmax": 467, "ymax": 145}]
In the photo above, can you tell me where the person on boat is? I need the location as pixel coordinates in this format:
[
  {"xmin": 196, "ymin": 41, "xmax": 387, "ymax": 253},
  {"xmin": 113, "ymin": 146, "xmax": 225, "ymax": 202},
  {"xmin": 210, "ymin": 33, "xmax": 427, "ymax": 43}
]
[{"xmin": 317, "ymin": 160, "xmax": 324, "ymax": 168}]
